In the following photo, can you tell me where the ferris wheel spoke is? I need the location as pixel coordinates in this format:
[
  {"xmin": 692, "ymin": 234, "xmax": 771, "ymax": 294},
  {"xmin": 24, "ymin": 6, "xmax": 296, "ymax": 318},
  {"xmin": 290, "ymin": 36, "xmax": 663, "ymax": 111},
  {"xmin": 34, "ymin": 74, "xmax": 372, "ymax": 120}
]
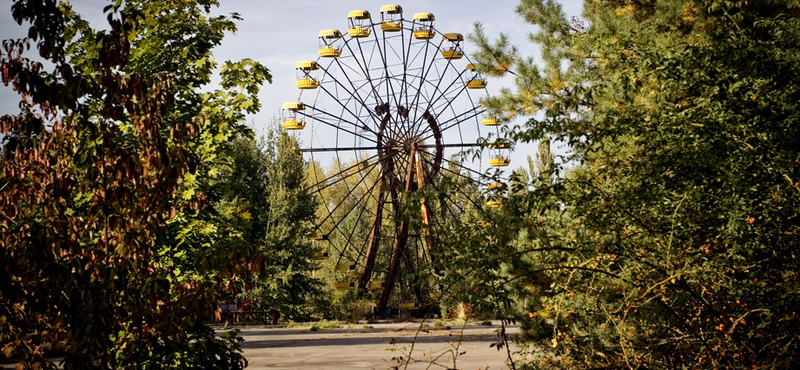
[
  {"xmin": 326, "ymin": 150, "xmax": 383, "ymax": 267},
  {"xmin": 298, "ymin": 104, "xmax": 365, "ymax": 133},
  {"xmin": 415, "ymin": 78, "xmax": 475, "ymax": 138},
  {"xmin": 308, "ymin": 153, "xmax": 349, "ymax": 260},
  {"xmin": 438, "ymin": 156, "xmax": 492, "ymax": 183},
  {"xmin": 328, "ymin": 56, "xmax": 390, "ymax": 131},
  {"xmin": 310, "ymin": 160, "xmax": 382, "ymax": 268},
  {"xmin": 418, "ymin": 155, "xmax": 481, "ymax": 194},
  {"xmin": 343, "ymin": 38, "xmax": 378, "ymax": 98},
  {"xmin": 415, "ymin": 162, "xmax": 475, "ymax": 221},
  {"xmin": 428, "ymin": 167, "xmax": 493, "ymax": 218},
  {"xmin": 420, "ymin": 155, "xmax": 497, "ymax": 211},
  {"xmin": 331, "ymin": 54, "xmax": 383, "ymax": 134},
  {"xmin": 312, "ymin": 165, "xmax": 376, "ymax": 215},
  {"xmin": 399, "ymin": 24, "xmax": 415, "ymax": 108},
  {"xmin": 397, "ymin": 24, "xmax": 409, "ymax": 118},
  {"xmin": 346, "ymin": 38, "xmax": 386, "ymax": 111},
  {"xmin": 408, "ymin": 40, "xmax": 463, "ymax": 130},
  {"xmin": 412, "ymin": 66, "xmax": 470, "ymax": 138},
  {"xmin": 434, "ymin": 193, "xmax": 467, "ymax": 225},
  {"xmin": 318, "ymin": 63, "xmax": 385, "ymax": 133},
  {"xmin": 375, "ymin": 48, "xmax": 415, "ymax": 141},
  {"xmin": 316, "ymin": 171, "xmax": 381, "ymax": 224},
  {"xmin": 333, "ymin": 164, "xmax": 391, "ymax": 265},
  {"xmin": 316, "ymin": 162, "xmax": 383, "ymax": 258},
  {"xmin": 409, "ymin": 51, "xmax": 461, "ymax": 126},
  {"xmin": 461, "ymin": 81, "xmax": 488, "ymax": 145},
  {"xmin": 350, "ymin": 204, "xmax": 378, "ymax": 265},
  {"xmin": 333, "ymin": 182, "xmax": 374, "ymax": 264},
  {"xmin": 343, "ymin": 38, "xmax": 407, "ymax": 139},
  {"xmin": 374, "ymin": 29, "xmax": 403, "ymax": 115},
  {"xmin": 400, "ymin": 38, "xmax": 434, "ymax": 140},
  {"xmin": 436, "ymin": 107, "xmax": 485, "ymax": 136},
  {"xmin": 430, "ymin": 162, "xmax": 480, "ymax": 186},
  {"xmin": 394, "ymin": 154, "xmax": 413, "ymax": 186},
  {"xmin": 427, "ymin": 201, "xmax": 455, "ymax": 234},
  {"xmin": 420, "ymin": 106, "xmax": 485, "ymax": 142},
  {"xmin": 316, "ymin": 80, "xmax": 375, "ymax": 130},
  {"xmin": 301, "ymin": 146, "xmax": 380, "ymax": 153},
  {"xmin": 396, "ymin": 51, "xmax": 430, "ymax": 141},
  {"xmin": 306, "ymin": 152, "xmax": 381, "ymax": 192},
  {"xmin": 425, "ymin": 79, "xmax": 469, "ymax": 115},
  {"xmin": 299, "ymin": 106, "xmax": 377, "ymax": 144}
]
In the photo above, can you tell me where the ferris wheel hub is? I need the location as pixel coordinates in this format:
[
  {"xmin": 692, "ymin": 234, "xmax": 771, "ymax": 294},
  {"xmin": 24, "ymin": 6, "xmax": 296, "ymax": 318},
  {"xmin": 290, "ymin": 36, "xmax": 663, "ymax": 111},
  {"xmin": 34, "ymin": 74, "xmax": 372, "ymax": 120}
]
[{"xmin": 402, "ymin": 138, "xmax": 420, "ymax": 153}]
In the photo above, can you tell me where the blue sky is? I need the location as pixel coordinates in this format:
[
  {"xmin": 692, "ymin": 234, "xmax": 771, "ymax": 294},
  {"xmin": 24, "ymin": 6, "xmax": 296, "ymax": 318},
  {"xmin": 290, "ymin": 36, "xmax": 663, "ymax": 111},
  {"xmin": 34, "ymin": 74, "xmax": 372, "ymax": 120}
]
[{"xmin": 1, "ymin": 0, "xmax": 583, "ymax": 175}]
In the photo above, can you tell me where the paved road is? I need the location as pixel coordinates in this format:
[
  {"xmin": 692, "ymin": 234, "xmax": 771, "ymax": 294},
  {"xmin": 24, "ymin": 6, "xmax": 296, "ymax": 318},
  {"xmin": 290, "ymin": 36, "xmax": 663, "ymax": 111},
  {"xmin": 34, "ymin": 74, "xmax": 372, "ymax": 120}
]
[{"xmin": 235, "ymin": 322, "xmax": 519, "ymax": 370}]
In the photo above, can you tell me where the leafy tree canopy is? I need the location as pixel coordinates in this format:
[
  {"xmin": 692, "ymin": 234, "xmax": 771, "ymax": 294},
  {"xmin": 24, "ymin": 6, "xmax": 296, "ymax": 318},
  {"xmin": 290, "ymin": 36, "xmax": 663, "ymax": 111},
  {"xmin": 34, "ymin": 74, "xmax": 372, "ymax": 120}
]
[
  {"xmin": 1, "ymin": 0, "xmax": 270, "ymax": 368},
  {"xmin": 463, "ymin": 0, "xmax": 800, "ymax": 368},
  {"xmin": 207, "ymin": 124, "xmax": 320, "ymax": 319}
]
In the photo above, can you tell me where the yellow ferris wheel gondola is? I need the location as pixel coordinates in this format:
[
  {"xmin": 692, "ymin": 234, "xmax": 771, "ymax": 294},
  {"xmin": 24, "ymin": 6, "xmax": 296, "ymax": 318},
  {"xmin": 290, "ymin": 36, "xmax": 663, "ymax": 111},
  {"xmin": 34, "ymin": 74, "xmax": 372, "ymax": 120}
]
[
  {"xmin": 399, "ymin": 302, "xmax": 420, "ymax": 310},
  {"xmin": 380, "ymin": 5, "xmax": 403, "ymax": 32},
  {"xmin": 465, "ymin": 63, "xmax": 487, "ymax": 89},
  {"xmin": 441, "ymin": 33, "xmax": 464, "ymax": 59},
  {"xmin": 295, "ymin": 61, "xmax": 320, "ymax": 89},
  {"xmin": 486, "ymin": 199, "xmax": 503, "ymax": 208},
  {"xmin": 334, "ymin": 281, "xmax": 356, "ymax": 290},
  {"xmin": 367, "ymin": 280, "xmax": 385, "ymax": 291},
  {"xmin": 281, "ymin": 102, "xmax": 306, "ymax": 130},
  {"xmin": 487, "ymin": 182, "xmax": 506, "ymax": 191},
  {"xmin": 412, "ymin": 13, "xmax": 435, "ymax": 40},
  {"xmin": 481, "ymin": 116, "xmax": 500, "ymax": 126},
  {"xmin": 309, "ymin": 231, "xmax": 329, "ymax": 259},
  {"xmin": 335, "ymin": 263, "xmax": 357, "ymax": 272},
  {"xmin": 489, "ymin": 155, "xmax": 510, "ymax": 167},
  {"xmin": 314, "ymin": 249, "xmax": 330, "ymax": 260},
  {"xmin": 318, "ymin": 29, "xmax": 343, "ymax": 58},
  {"xmin": 347, "ymin": 10, "xmax": 372, "ymax": 38}
]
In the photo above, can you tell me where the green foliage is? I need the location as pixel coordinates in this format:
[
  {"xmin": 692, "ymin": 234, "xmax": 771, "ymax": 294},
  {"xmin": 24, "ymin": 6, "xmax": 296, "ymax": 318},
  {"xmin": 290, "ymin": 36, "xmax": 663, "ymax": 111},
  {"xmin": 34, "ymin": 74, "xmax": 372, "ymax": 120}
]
[
  {"xmin": 128, "ymin": 323, "xmax": 247, "ymax": 370},
  {"xmin": 162, "ymin": 121, "xmax": 320, "ymax": 321},
  {"xmin": 466, "ymin": 0, "xmax": 800, "ymax": 368},
  {"xmin": 315, "ymin": 320, "xmax": 343, "ymax": 329},
  {"xmin": 231, "ymin": 124, "xmax": 320, "ymax": 319},
  {"xmin": 0, "ymin": 0, "xmax": 269, "ymax": 368}
]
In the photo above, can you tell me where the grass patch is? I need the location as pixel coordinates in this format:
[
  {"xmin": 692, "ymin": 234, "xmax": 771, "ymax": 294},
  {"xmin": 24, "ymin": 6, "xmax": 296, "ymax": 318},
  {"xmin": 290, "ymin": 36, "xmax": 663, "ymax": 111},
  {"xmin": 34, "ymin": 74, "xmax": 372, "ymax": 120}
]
[{"xmin": 317, "ymin": 320, "xmax": 343, "ymax": 329}]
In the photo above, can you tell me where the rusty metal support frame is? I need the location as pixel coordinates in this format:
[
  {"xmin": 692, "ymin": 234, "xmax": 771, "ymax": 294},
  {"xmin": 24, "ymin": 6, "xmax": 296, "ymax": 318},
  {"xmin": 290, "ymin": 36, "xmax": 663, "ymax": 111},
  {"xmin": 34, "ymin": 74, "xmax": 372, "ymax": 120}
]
[
  {"xmin": 358, "ymin": 171, "xmax": 384, "ymax": 291},
  {"xmin": 377, "ymin": 147, "xmax": 417, "ymax": 316},
  {"xmin": 414, "ymin": 151, "xmax": 436, "ymax": 258}
]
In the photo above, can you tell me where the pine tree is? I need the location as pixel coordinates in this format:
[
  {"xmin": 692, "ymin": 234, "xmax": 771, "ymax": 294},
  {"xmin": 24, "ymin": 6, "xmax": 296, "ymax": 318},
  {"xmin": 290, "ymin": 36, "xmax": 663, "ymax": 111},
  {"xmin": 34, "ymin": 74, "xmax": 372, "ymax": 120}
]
[{"xmin": 468, "ymin": 0, "xmax": 800, "ymax": 368}]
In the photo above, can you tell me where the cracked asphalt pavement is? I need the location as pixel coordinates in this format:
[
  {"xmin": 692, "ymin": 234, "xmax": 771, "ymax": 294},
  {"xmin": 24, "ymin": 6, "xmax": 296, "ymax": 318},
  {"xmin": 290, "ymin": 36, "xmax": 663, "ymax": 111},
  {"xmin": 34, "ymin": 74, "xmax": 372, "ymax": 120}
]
[{"xmin": 231, "ymin": 321, "xmax": 519, "ymax": 369}]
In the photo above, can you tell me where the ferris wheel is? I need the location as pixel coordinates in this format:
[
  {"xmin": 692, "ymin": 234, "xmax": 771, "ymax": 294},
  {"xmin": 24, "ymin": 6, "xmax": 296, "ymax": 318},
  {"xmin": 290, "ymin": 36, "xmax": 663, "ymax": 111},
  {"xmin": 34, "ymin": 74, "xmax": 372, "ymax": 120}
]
[{"xmin": 280, "ymin": 4, "xmax": 511, "ymax": 315}]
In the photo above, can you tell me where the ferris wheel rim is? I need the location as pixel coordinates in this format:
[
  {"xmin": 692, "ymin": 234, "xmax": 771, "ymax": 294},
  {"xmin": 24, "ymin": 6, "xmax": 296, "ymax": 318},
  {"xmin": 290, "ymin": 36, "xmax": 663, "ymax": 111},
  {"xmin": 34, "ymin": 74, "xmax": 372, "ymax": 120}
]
[{"xmin": 286, "ymin": 6, "xmax": 509, "ymax": 309}]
